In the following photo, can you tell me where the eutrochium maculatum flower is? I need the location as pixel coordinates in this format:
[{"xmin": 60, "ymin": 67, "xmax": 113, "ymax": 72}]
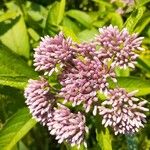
[
  {"xmin": 111, "ymin": 0, "xmax": 135, "ymax": 14},
  {"xmin": 24, "ymin": 25, "xmax": 149, "ymax": 148},
  {"xmin": 59, "ymin": 57, "xmax": 116, "ymax": 114},
  {"xmin": 24, "ymin": 77, "xmax": 55, "ymax": 125},
  {"xmin": 47, "ymin": 104, "xmax": 88, "ymax": 148},
  {"xmin": 98, "ymin": 88, "xmax": 149, "ymax": 135},
  {"xmin": 96, "ymin": 25, "xmax": 144, "ymax": 69},
  {"xmin": 34, "ymin": 32, "xmax": 74, "ymax": 76}
]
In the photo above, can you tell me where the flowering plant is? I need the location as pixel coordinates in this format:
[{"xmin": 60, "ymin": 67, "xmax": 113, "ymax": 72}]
[
  {"xmin": 0, "ymin": 0, "xmax": 150, "ymax": 150},
  {"xmin": 25, "ymin": 25, "xmax": 149, "ymax": 148}
]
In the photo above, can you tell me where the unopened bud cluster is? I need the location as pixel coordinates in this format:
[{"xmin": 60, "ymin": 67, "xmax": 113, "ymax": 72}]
[
  {"xmin": 111, "ymin": 0, "xmax": 135, "ymax": 14},
  {"xmin": 24, "ymin": 25, "xmax": 148, "ymax": 147}
]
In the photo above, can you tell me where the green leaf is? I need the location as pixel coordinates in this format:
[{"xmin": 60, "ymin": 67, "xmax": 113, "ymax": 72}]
[
  {"xmin": 0, "ymin": 86, "xmax": 25, "ymax": 122},
  {"xmin": 93, "ymin": 20, "xmax": 106, "ymax": 28},
  {"xmin": 110, "ymin": 77, "xmax": 150, "ymax": 96},
  {"xmin": 46, "ymin": 2, "xmax": 59, "ymax": 26},
  {"xmin": 124, "ymin": 7, "xmax": 146, "ymax": 32},
  {"xmin": 45, "ymin": 2, "xmax": 60, "ymax": 35},
  {"xmin": 96, "ymin": 128, "xmax": 112, "ymax": 150},
  {"xmin": 136, "ymin": 0, "xmax": 150, "ymax": 7},
  {"xmin": 78, "ymin": 28, "xmax": 98, "ymax": 42},
  {"xmin": 137, "ymin": 58, "xmax": 150, "ymax": 74},
  {"xmin": 57, "ymin": 0, "xmax": 66, "ymax": 25},
  {"xmin": 139, "ymin": 49, "xmax": 150, "ymax": 68},
  {"xmin": 66, "ymin": 10, "xmax": 92, "ymax": 28},
  {"xmin": 138, "ymin": 50, "xmax": 150, "ymax": 77},
  {"xmin": 46, "ymin": 0, "xmax": 65, "ymax": 33},
  {"xmin": 134, "ymin": 12, "xmax": 150, "ymax": 33},
  {"xmin": 109, "ymin": 13, "xmax": 123, "ymax": 29},
  {"xmin": 0, "ymin": 11, "xmax": 18, "ymax": 22},
  {"xmin": 93, "ymin": 0, "xmax": 112, "ymax": 12},
  {"xmin": 63, "ymin": 17, "xmax": 80, "ymax": 33},
  {"xmin": 0, "ymin": 76, "xmax": 28, "ymax": 90},
  {"xmin": 17, "ymin": 141, "xmax": 28, "ymax": 150},
  {"xmin": 0, "ymin": 13, "xmax": 30, "ymax": 58},
  {"xmin": 115, "ymin": 68, "xmax": 130, "ymax": 77},
  {"xmin": 28, "ymin": 28, "xmax": 40, "ymax": 42},
  {"xmin": 95, "ymin": 115, "xmax": 112, "ymax": 150},
  {"xmin": 25, "ymin": 1, "xmax": 48, "ymax": 29},
  {"xmin": 0, "ymin": 108, "xmax": 36, "ymax": 150},
  {"xmin": 61, "ymin": 26, "xmax": 80, "ymax": 43},
  {"xmin": 0, "ymin": 43, "xmax": 37, "ymax": 77}
]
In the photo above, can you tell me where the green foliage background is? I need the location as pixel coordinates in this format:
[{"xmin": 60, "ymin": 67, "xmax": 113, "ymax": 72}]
[{"xmin": 0, "ymin": 0, "xmax": 150, "ymax": 149}]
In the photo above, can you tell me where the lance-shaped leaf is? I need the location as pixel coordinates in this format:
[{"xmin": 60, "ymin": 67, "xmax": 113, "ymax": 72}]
[
  {"xmin": 0, "ymin": 76, "xmax": 29, "ymax": 89},
  {"xmin": 0, "ymin": 43, "xmax": 37, "ymax": 77},
  {"xmin": 0, "ymin": 108, "xmax": 37, "ymax": 150},
  {"xmin": 0, "ymin": 13, "xmax": 30, "ymax": 58},
  {"xmin": 66, "ymin": 10, "xmax": 92, "ymax": 28},
  {"xmin": 95, "ymin": 116, "xmax": 112, "ymax": 150},
  {"xmin": 124, "ymin": 6, "xmax": 145, "ymax": 33},
  {"xmin": 109, "ymin": 77, "xmax": 150, "ymax": 96}
]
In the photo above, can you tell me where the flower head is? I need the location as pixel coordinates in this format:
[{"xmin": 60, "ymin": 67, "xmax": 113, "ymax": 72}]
[
  {"xmin": 59, "ymin": 57, "xmax": 116, "ymax": 113},
  {"xmin": 111, "ymin": 0, "xmax": 134, "ymax": 5},
  {"xmin": 73, "ymin": 42, "xmax": 97, "ymax": 58},
  {"xmin": 24, "ymin": 77, "xmax": 55, "ymax": 125},
  {"xmin": 96, "ymin": 25, "xmax": 144, "ymax": 69},
  {"xmin": 47, "ymin": 104, "xmax": 88, "ymax": 148},
  {"xmin": 121, "ymin": 0, "xmax": 135, "ymax": 6},
  {"xmin": 34, "ymin": 32, "xmax": 74, "ymax": 76},
  {"xmin": 99, "ymin": 88, "xmax": 149, "ymax": 135}
]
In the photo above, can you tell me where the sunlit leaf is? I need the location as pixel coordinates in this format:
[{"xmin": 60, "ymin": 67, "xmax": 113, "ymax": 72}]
[
  {"xmin": 139, "ymin": 50, "xmax": 150, "ymax": 68},
  {"xmin": 0, "ymin": 43, "xmax": 37, "ymax": 77},
  {"xmin": 0, "ymin": 108, "xmax": 36, "ymax": 150},
  {"xmin": 0, "ymin": 76, "xmax": 28, "ymax": 89},
  {"xmin": 57, "ymin": 0, "xmax": 66, "ymax": 25},
  {"xmin": 124, "ymin": 6, "xmax": 146, "ymax": 32},
  {"xmin": 0, "ymin": 13, "xmax": 30, "ymax": 58},
  {"xmin": 63, "ymin": 16, "xmax": 80, "ymax": 33},
  {"xmin": 78, "ymin": 28, "xmax": 98, "ymax": 42},
  {"xmin": 66, "ymin": 10, "xmax": 92, "ymax": 28},
  {"xmin": 109, "ymin": 13, "xmax": 123, "ymax": 29},
  {"xmin": 137, "ymin": 58, "xmax": 150, "ymax": 75},
  {"xmin": 110, "ymin": 77, "xmax": 150, "ymax": 96},
  {"xmin": 136, "ymin": 0, "xmax": 150, "ymax": 7},
  {"xmin": 134, "ymin": 12, "xmax": 150, "ymax": 33},
  {"xmin": 24, "ymin": 1, "xmax": 48, "ymax": 29},
  {"xmin": 45, "ymin": 0, "xmax": 65, "ymax": 35},
  {"xmin": 62, "ymin": 26, "xmax": 80, "ymax": 43},
  {"xmin": 95, "ymin": 116, "xmax": 112, "ymax": 150},
  {"xmin": 96, "ymin": 128, "xmax": 112, "ymax": 150},
  {"xmin": 28, "ymin": 28, "xmax": 40, "ymax": 42},
  {"xmin": 0, "ymin": 11, "xmax": 18, "ymax": 22},
  {"xmin": 115, "ymin": 68, "xmax": 130, "ymax": 77}
]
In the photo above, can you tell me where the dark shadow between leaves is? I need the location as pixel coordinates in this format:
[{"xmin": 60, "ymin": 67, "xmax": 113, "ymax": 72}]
[{"xmin": 0, "ymin": 15, "xmax": 21, "ymax": 36}]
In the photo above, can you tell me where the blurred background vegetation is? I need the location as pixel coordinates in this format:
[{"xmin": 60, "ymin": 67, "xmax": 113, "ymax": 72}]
[{"xmin": 0, "ymin": 0, "xmax": 150, "ymax": 150}]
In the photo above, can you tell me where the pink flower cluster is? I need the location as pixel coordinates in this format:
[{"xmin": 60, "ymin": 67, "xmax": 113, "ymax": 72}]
[
  {"xmin": 24, "ymin": 77, "xmax": 55, "ymax": 126},
  {"xmin": 34, "ymin": 32, "xmax": 74, "ymax": 76},
  {"xmin": 59, "ymin": 57, "xmax": 115, "ymax": 114},
  {"xmin": 99, "ymin": 88, "xmax": 148, "ymax": 135},
  {"xmin": 24, "ymin": 25, "xmax": 148, "ymax": 147},
  {"xmin": 111, "ymin": 0, "xmax": 135, "ymax": 14},
  {"xmin": 47, "ymin": 104, "xmax": 88, "ymax": 147},
  {"xmin": 25, "ymin": 78, "xmax": 88, "ymax": 148},
  {"xmin": 96, "ymin": 25, "xmax": 144, "ymax": 68}
]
